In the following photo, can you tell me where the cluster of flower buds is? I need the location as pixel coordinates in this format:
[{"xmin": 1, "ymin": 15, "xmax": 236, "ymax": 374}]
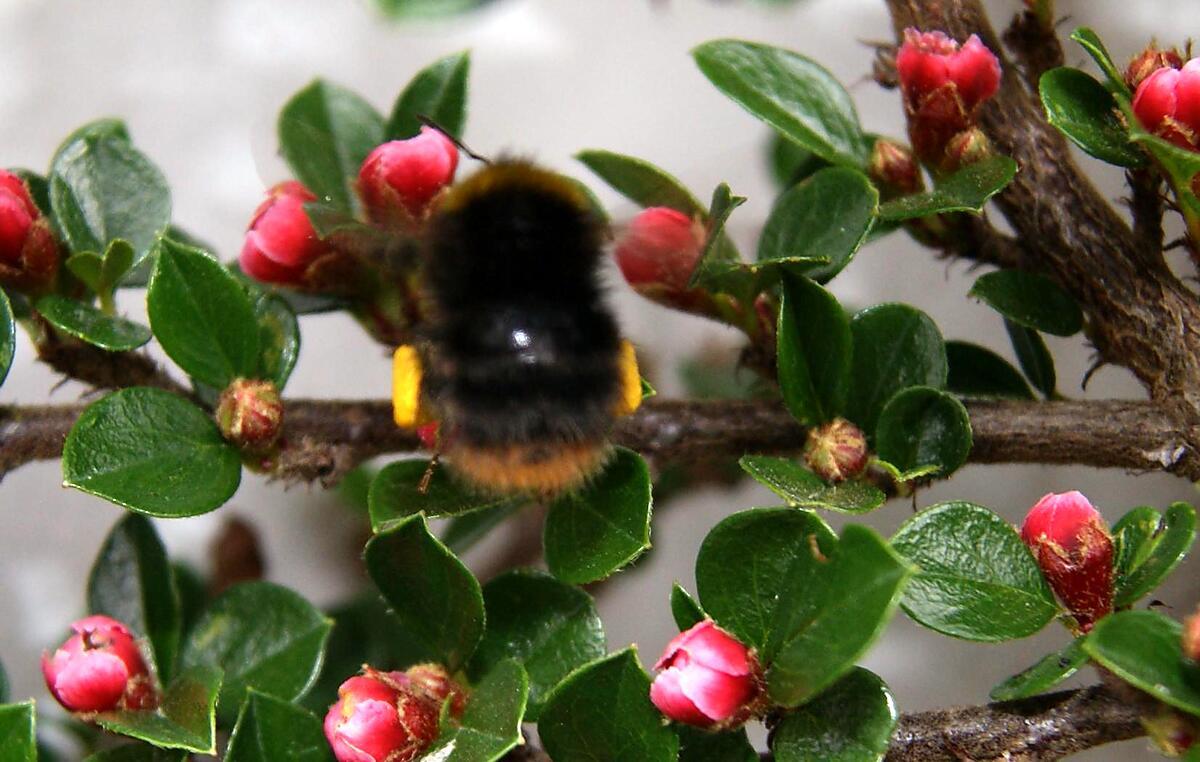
[
  {"xmin": 649, "ymin": 619, "xmax": 762, "ymax": 730},
  {"xmin": 324, "ymin": 664, "xmax": 466, "ymax": 762},
  {"xmin": 1020, "ymin": 491, "xmax": 1114, "ymax": 633},
  {"xmin": 215, "ymin": 378, "xmax": 284, "ymax": 454},
  {"xmin": 1132, "ymin": 56, "xmax": 1200, "ymax": 152},
  {"xmin": 42, "ymin": 615, "xmax": 157, "ymax": 714},
  {"xmin": 895, "ymin": 29, "xmax": 1001, "ymax": 172},
  {"xmin": 0, "ymin": 169, "xmax": 58, "ymax": 293}
]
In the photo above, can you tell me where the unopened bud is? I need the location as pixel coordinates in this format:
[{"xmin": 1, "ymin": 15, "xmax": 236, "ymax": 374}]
[
  {"xmin": 405, "ymin": 663, "xmax": 467, "ymax": 719},
  {"xmin": 1125, "ymin": 44, "xmax": 1184, "ymax": 92},
  {"xmin": 0, "ymin": 169, "xmax": 58, "ymax": 292},
  {"xmin": 1133, "ymin": 58, "xmax": 1200, "ymax": 151},
  {"xmin": 650, "ymin": 620, "xmax": 762, "ymax": 730},
  {"xmin": 240, "ymin": 181, "xmax": 329, "ymax": 286},
  {"xmin": 614, "ymin": 206, "xmax": 717, "ymax": 316},
  {"xmin": 1184, "ymin": 605, "xmax": 1200, "ymax": 663},
  {"xmin": 358, "ymin": 127, "xmax": 459, "ymax": 227},
  {"xmin": 804, "ymin": 418, "xmax": 869, "ymax": 483},
  {"xmin": 1020, "ymin": 491, "xmax": 1114, "ymax": 632},
  {"xmin": 939, "ymin": 127, "xmax": 993, "ymax": 174},
  {"xmin": 324, "ymin": 669, "xmax": 440, "ymax": 762},
  {"xmin": 216, "ymin": 378, "xmax": 283, "ymax": 453},
  {"xmin": 868, "ymin": 139, "xmax": 923, "ymax": 199},
  {"xmin": 42, "ymin": 615, "xmax": 157, "ymax": 714}
]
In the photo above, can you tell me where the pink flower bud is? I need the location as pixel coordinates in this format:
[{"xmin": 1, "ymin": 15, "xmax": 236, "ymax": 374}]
[
  {"xmin": 358, "ymin": 127, "xmax": 459, "ymax": 226},
  {"xmin": 1133, "ymin": 58, "xmax": 1200, "ymax": 151},
  {"xmin": 804, "ymin": 418, "xmax": 869, "ymax": 483},
  {"xmin": 868, "ymin": 139, "xmax": 923, "ymax": 199},
  {"xmin": 240, "ymin": 181, "xmax": 326, "ymax": 286},
  {"xmin": 41, "ymin": 615, "xmax": 157, "ymax": 714},
  {"xmin": 614, "ymin": 207, "xmax": 706, "ymax": 298},
  {"xmin": 1184, "ymin": 605, "xmax": 1200, "ymax": 663},
  {"xmin": 1125, "ymin": 45, "xmax": 1184, "ymax": 92},
  {"xmin": 1021, "ymin": 491, "xmax": 1114, "ymax": 632},
  {"xmin": 215, "ymin": 378, "xmax": 284, "ymax": 453},
  {"xmin": 0, "ymin": 171, "xmax": 36, "ymax": 266},
  {"xmin": 324, "ymin": 669, "xmax": 441, "ymax": 762},
  {"xmin": 0, "ymin": 169, "xmax": 58, "ymax": 292},
  {"xmin": 649, "ymin": 620, "xmax": 761, "ymax": 730}
]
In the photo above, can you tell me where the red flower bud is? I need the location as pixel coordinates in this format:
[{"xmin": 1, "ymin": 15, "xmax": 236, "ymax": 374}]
[
  {"xmin": 41, "ymin": 615, "xmax": 157, "ymax": 714},
  {"xmin": 614, "ymin": 207, "xmax": 707, "ymax": 303},
  {"xmin": 804, "ymin": 418, "xmax": 869, "ymax": 483},
  {"xmin": 649, "ymin": 620, "xmax": 761, "ymax": 730},
  {"xmin": 324, "ymin": 669, "xmax": 441, "ymax": 762},
  {"xmin": 404, "ymin": 663, "xmax": 467, "ymax": 719},
  {"xmin": 215, "ymin": 378, "xmax": 284, "ymax": 453},
  {"xmin": 0, "ymin": 169, "xmax": 58, "ymax": 292},
  {"xmin": 1184, "ymin": 605, "xmax": 1200, "ymax": 663},
  {"xmin": 868, "ymin": 139, "xmax": 923, "ymax": 199},
  {"xmin": 1133, "ymin": 58, "xmax": 1200, "ymax": 151},
  {"xmin": 1125, "ymin": 44, "xmax": 1184, "ymax": 92},
  {"xmin": 358, "ymin": 127, "xmax": 459, "ymax": 227},
  {"xmin": 1021, "ymin": 491, "xmax": 1114, "ymax": 632},
  {"xmin": 240, "ymin": 181, "xmax": 327, "ymax": 286}
]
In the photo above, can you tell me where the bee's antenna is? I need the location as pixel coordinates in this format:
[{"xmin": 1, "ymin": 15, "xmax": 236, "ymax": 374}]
[{"xmin": 417, "ymin": 115, "xmax": 491, "ymax": 165}]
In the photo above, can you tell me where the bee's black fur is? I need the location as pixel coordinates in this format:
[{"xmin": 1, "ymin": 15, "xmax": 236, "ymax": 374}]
[{"xmin": 422, "ymin": 163, "xmax": 621, "ymax": 449}]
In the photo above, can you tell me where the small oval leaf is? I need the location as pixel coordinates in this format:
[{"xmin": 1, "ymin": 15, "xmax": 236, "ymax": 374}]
[
  {"xmin": 874, "ymin": 386, "xmax": 972, "ymax": 478},
  {"xmin": 772, "ymin": 668, "xmax": 898, "ymax": 762},
  {"xmin": 971, "ymin": 270, "xmax": 1083, "ymax": 337},
  {"xmin": 1040, "ymin": 67, "xmax": 1145, "ymax": 167},
  {"xmin": 36, "ymin": 294, "xmax": 152, "ymax": 351},
  {"xmin": 739, "ymin": 456, "xmax": 885, "ymax": 514},
  {"xmin": 945, "ymin": 340, "xmax": 1034, "ymax": 399},
  {"xmin": 387, "ymin": 51, "xmax": 471, "ymax": 140},
  {"xmin": 989, "ymin": 638, "xmax": 1088, "ymax": 701},
  {"xmin": 776, "ymin": 274, "xmax": 852, "ymax": 425},
  {"xmin": 1083, "ymin": 611, "xmax": 1200, "ymax": 717}
]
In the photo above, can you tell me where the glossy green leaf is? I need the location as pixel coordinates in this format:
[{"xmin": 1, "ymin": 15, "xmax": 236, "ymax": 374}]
[
  {"xmin": 1040, "ymin": 67, "xmax": 1145, "ymax": 167},
  {"xmin": 575, "ymin": 150, "xmax": 705, "ymax": 214},
  {"xmin": 364, "ymin": 514, "xmax": 484, "ymax": 671},
  {"xmin": 147, "ymin": 238, "xmax": 260, "ymax": 388},
  {"xmin": 469, "ymin": 570, "xmax": 605, "ymax": 722},
  {"xmin": 679, "ymin": 726, "xmax": 758, "ymax": 762},
  {"xmin": 369, "ymin": 459, "xmax": 516, "ymax": 531},
  {"xmin": 49, "ymin": 129, "xmax": 171, "ymax": 267},
  {"xmin": 1069, "ymin": 27, "xmax": 1129, "ymax": 94},
  {"xmin": 0, "ymin": 702, "xmax": 35, "ymax": 761},
  {"xmin": 373, "ymin": 0, "xmax": 496, "ymax": 19},
  {"xmin": 739, "ymin": 456, "xmax": 885, "ymax": 514},
  {"xmin": 696, "ymin": 508, "xmax": 837, "ymax": 651},
  {"xmin": 945, "ymin": 341, "xmax": 1034, "ymax": 399},
  {"xmin": 693, "ymin": 40, "xmax": 866, "ymax": 167},
  {"xmin": 1084, "ymin": 611, "xmax": 1200, "ymax": 716},
  {"xmin": 0, "ymin": 288, "xmax": 14, "ymax": 388},
  {"xmin": 874, "ymin": 386, "xmax": 972, "ymax": 477},
  {"xmin": 970, "ymin": 270, "xmax": 1083, "ymax": 337},
  {"xmin": 279, "ymin": 80, "xmax": 385, "ymax": 212},
  {"xmin": 877, "ymin": 156, "xmax": 1017, "ymax": 220},
  {"xmin": 891, "ymin": 501, "xmax": 1058, "ymax": 641},
  {"xmin": 989, "ymin": 638, "xmax": 1088, "ymax": 701},
  {"xmin": 425, "ymin": 660, "xmax": 528, "ymax": 761},
  {"xmin": 253, "ymin": 292, "xmax": 299, "ymax": 390},
  {"xmin": 766, "ymin": 526, "xmax": 912, "ymax": 706},
  {"xmin": 36, "ymin": 295, "xmax": 152, "ymax": 351},
  {"xmin": 85, "ymin": 743, "xmax": 188, "ymax": 762},
  {"xmin": 776, "ymin": 274, "xmax": 851, "ymax": 424},
  {"xmin": 387, "ymin": 51, "xmax": 470, "ymax": 139},
  {"xmin": 670, "ymin": 583, "xmax": 706, "ymax": 631},
  {"xmin": 103, "ymin": 238, "xmax": 137, "ymax": 288},
  {"xmin": 63, "ymin": 387, "xmax": 241, "ymax": 517},
  {"xmin": 96, "ymin": 666, "xmax": 221, "ymax": 754},
  {"xmin": 687, "ymin": 183, "xmax": 752, "ymax": 299},
  {"xmin": 845, "ymin": 303, "xmax": 947, "ymax": 435},
  {"xmin": 1114, "ymin": 502, "xmax": 1196, "ymax": 608},
  {"xmin": 1004, "ymin": 320, "xmax": 1057, "ymax": 398},
  {"xmin": 67, "ymin": 251, "xmax": 104, "ymax": 291},
  {"xmin": 769, "ymin": 131, "xmax": 828, "ymax": 190},
  {"xmin": 1113, "ymin": 507, "xmax": 1161, "ymax": 582},
  {"xmin": 772, "ymin": 668, "xmax": 897, "ymax": 762},
  {"xmin": 225, "ymin": 691, "xmax": 333, "ymax": 762},
  {"xmin": 540, "ymin": 649, "xmax": 679, "ymax": 762},
  {"xmin": 441, "ymin": 502, "xmax": 523, "ymax": 554},
  {"xmin": 544, "ymin": 448, "xmax": 653, "ymax": 584},
  {"xmin": 88, "ymin": 514, "xmax": 182, "ymax": 681},
  {"xmin": 759, "ymin": 168, "xmax": 877, "ymax": 283},
  {"xmin": 180, "ymin": 581, "xmax": 332, "ymax": 724}
]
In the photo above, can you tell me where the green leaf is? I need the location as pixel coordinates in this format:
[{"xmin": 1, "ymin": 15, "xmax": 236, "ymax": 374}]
[
  {"xmin": 1005, "ymin": 320, "xmax": 1057, "ymax": 398},
  {"xmin": 225, "ymin": 691, "xmax": 333, "ymax": 762},
  {"xmin": 771, "ymin": 668, "xmax": 897, "ymax": 762},
  {"xmin": 278, "ymin": 80, "xmax": 386, "ymax": 213},
  {"xmin": 692, "ymin": 40, "xmax": 866, "ymax": 167},
  {"xmin": 739, "ymin": 456, "xmax": 885, "ymax": 514},
  {"xmin": 989, "ymin": 638, "xmax": 1088, "ymax": 701},
  {"xmin": 387, "ymin": 51, "xmax": 470, "ymax": 139},
  {"xmin": 544, "ymin": 448, "xmax": 653, "ymax": 585},
  {"xmin": 845, "ymin": 303, "xmax": 948, "ymax": 435},
  {"xmin": 945, "ymin": 341, "xmax": 1034, "ymax": 399},
  {"xmin": 252, "ymin": 292, "xmax": 299, "ymax": 390},
  {"xmin": 766, "ymin": 526, "xmax": 912, "ymax": 706},
  {"xmin": 96, "ymin": 666, "xmax": 221, "ymax": 754},
  {"xmin": 539, "ymin": 649, "xmax": 679, "ymax": 762},
  {"xmin": 769, "ymin": 131, "xmax": 829, "ymax": 190},
  {"xmin": 1113, "ymin": 506, "xmax": 1161, "ymax": 581},
  {"xmin": 88, "ymin": 514, "xmax": 182, "ymax": 682},
  {"xmin": 441, "ymin": 502, "xmax": 523, "ymax": 554},
  {"xmin": 687, "ymin": 183, "xmax": 752, "ymax": 298},
  {"xmin": 62, "ymin": 387, "xmax": 241, "ymax": 517},
  {"xmin": 35, "ymin": 295, "xmax": 152, "ymax": 351},
  {"xmin": 759, "ymin": 168, "xmax": 877, "ymax": 283},
  {"xmin": 891, "ymin": 501, "xmax": 1059, "ymax": 641},
  {"xmin": 425, "ymin": 660, "xmax": 528, "ymax": 761},
  {"xmin": 364, "ymin": 514, "xmax": 484, "ymax": 671},
  {"xmin": 147, "ymin": 238, "xmax": 260, "ymax": 388},
  {"xmin": 575, "ymin": 150, "xmax": 705, "ymax": 215},
  {"xmin": 874, "ymin": 386, "xmax": 972, "ymax": 478},
  {"xmin": 670, "ymin": 583, "xmax": 706, "ymax": 631},
  {"xmin": 49, "ymin": 129, "xmax": 171, "ymax": 267},
  {"xmin": 1040, "ymin": 67, "xmax": 1145, "ymax": 168},
  {"xmin": 776, "ymin": 274, "xmax": 852, "ymax": 425},
  {"xmin": 1069, "ymin": 27, "xmax": 1129, "ymax": 95},
  {"xmin": 1084, "ymin": 610, "xmax": 1200, "ymax": 716},
  {"xmin": 469, "ymin": 570, "xmax": 605, "ymax": 722},
  {"xmin": 970, "ymin": 270, "xmax": 1083, "ymax": 337},
  {"xmin": 180, "ymin": 581, "xmax": 332, "ymax": 725},
  {"xmin": 0, "ymin": 702, "xmax": 35, "ymax": 761},
  {"xmin": 103, "ymin": 238, "xmax": 137, "ymax": 288},
  {"xmin": 0, "ymin": 659, "xmax": 7, "ymax": 702},
  {"xmin": 876, "ymin": 155, "xmax": 1017, "ymax": 220},
  {"xmin": 696, "ymin": 507, "xmax": 836, "ymax": 651},
  {"xmin": 369, "ymin": 459, "xmax": 517, "ymax": 531},
  {"xmin": 0, "ymin": 288, "xmax": 14, "ymax": 388},
  {"xmin": 679, "ymin": 726, "xmax": 758, "ymax": 762},
  {"xmin": 1114, "ymin": 502, "xmax": 1196, "ymax": 608},
  {"xmin": 372, "ymin": 0, "xmax": 495, "ymax": 19},
  {"xmin": 85, "ymin": 743, "xmax": 188, "ymax": 762}
]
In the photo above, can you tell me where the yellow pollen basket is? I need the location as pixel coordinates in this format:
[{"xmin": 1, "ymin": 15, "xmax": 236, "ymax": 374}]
[
  {"xmin": 615, "ymin": 340, "xmax": 642, "ymax": 417},
  {"xmin": 392, "ymin": 345, "xmax": 423, "ymax": 428}
]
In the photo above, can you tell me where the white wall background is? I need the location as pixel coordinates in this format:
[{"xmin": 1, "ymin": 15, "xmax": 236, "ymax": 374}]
[{"xmin": 0, "ymin": 0, "xmax": 1195, "ymax": 758}]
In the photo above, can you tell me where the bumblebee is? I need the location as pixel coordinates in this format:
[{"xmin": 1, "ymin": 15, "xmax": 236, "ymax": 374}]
[{"xmin": 392, "ymin": 160, "xmax": 641, "ymax": 496}]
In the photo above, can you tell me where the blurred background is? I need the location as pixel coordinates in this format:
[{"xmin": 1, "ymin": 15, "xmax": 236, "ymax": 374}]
[{"xmin": 0, "ymin": 0, "xmax": 1195, "ymax": 758}]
